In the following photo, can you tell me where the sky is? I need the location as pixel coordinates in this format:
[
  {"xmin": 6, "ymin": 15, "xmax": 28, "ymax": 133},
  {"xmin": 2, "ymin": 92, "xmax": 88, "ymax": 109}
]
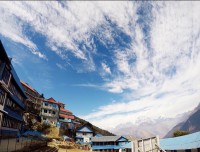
[{"xmin": 0, "ymin": 1, "xmax": 200, "ymax": 131}]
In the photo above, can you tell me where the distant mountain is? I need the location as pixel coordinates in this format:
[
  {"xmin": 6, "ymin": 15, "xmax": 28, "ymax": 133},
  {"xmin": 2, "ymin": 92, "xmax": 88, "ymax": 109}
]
[
  {"xmin": 111, "ymin": 112, "xmax": 192, "ymax": 139},
  {"xmin": 75, "ymin": 116, "xmax": 115, "ymax": 136},
  {"xmin": 165, "ymin": 103, "xmax": 200, "ymax": 138}
]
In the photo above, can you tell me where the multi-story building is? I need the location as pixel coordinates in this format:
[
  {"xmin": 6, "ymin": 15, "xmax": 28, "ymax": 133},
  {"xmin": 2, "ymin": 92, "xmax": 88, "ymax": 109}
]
[
  {"xmin": 58, "ymin": 102, "xmax": 75, "ymax": 136},
  {"xmin": 76, "ymin": 124, "xmax": 94, "ymax": 144},
  {"xmin": 0, "ymin": 40, "xmax": 27, "ymax": 137},
  {"xmin": 20, "ymin": 80, "xmax": 43, "ymax": 115},
  {"xmin": 91, "ymin": 136, "xmax": 130, "ymax": 152},
  {"xmin": 40, "ymin": 97, "xmax": 59, "ymax": 125}
]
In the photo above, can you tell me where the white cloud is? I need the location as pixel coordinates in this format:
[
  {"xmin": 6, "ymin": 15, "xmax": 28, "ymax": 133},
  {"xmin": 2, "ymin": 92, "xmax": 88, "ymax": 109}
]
[
  {"xmin": 1, "ymin": 1, "xmax": 200, "ymax": 135},
  {"xmin": 80, "ymin": 2, "xmax": 200, "ymax": 133},
  {"xmin": 101, "ymin": 62, "xmax": 111, "ymax": 75},
  {"xmin": 0, "ymin": 1, "xmax": 138, "ymax": 72},
  {"xmin": 0, "ymin": 2, "xmax": 47, "ymax": 60},
  {"xmin": 56, "ymin": 63, "xmax": 66, "ymax": 70}
]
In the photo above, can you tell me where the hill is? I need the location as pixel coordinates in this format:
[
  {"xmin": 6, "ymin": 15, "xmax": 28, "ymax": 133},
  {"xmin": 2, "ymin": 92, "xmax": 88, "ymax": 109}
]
[
  {"xmin": 75, "ymin": 116, "xmax": 115, "ymax": 136},
  {"xmin": 165, "ymin": 103, "xmax": 200, "ymax": 137}
]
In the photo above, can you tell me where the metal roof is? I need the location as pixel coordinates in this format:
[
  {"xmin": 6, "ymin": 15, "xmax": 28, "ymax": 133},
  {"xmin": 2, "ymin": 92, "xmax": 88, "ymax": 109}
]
[
  {"xmin": 92, "ymin": 142, "xmax": 132, "ymax": 150},
  {"xmin": 92, "ymin": 136, "xmax": 122, "ymax": 142},
  {"xmin": 77, "ymin": 125, "xmax": 93, "ymax": 133},
  {"xmin": 4, "ymin": 106, "xmax": 23, "ymax": 121},
  {"xmin": 160, "ymin": 131, "xmax": 200, "ymax": 150}
]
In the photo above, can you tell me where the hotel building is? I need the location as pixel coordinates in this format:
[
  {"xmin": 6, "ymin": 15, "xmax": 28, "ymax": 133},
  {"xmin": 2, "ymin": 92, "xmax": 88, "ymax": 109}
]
[{"xmin": 0, "ymin": 40, "xmax": 27, "ymax": 137}]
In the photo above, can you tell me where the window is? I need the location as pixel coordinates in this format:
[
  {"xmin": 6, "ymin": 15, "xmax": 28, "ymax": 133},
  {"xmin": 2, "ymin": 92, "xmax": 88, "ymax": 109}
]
[
  {"xmin": 8, "ymin": 80, "xmax": 24, "ymax": 103},
  {"xmin": 0, "ymin": 88, "xmax": 5, "ymax": 105},
  {"xmin": 2, "ymin": 67, "xmax": 10, "ymax": 85},
  {"xmin": 44, "ymin": 109, "xmax": 47, "ymax": 113},
  {"xmin": 52, "ymin": 111, "xmax": 56, "ymax": 115},
  {"xmin": 43, "ymin": 118, "xmax": 46, "ymax": 120},
  {"xmin": 2, "ymin": 115, "xmax": 21, "ymax": 129},
  {"xmin": 49, "ymin": 110, "xmax": 51, "ymax": 114},
  {"xmin": 52, "ymin": 104, "xmax": 57, "ymax": 108},
  {"xmin": 45, "ymin": 102, "xmax": 48, "ymax": 106}
]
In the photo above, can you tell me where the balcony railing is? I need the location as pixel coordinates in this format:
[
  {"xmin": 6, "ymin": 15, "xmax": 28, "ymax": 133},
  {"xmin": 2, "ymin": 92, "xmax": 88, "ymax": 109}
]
[
  {"xmin": 42, "ymin": 105, "xmax": 59, "ymax": 110},
  {"xmin": 41, "ymin": 112, "xmax": 58, "ymax": 118}
]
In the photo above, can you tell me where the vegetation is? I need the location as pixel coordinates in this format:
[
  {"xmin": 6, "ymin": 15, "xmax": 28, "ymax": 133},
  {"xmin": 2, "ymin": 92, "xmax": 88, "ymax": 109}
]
[{"xmin": 173, "ymin": 130, "xmax": 190, "ymax": 137}]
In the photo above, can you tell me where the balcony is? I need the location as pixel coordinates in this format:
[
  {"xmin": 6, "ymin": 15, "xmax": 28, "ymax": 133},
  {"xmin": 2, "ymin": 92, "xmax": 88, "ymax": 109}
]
[
  {"xmin": 10, "ymin": 93, "xmax": 25, "ymax": 110},
  {"xmin": 41, "ymin": 112, "xmax": 58, "ymax": 118},
  {"xmin": 59, "ymin": 119, "xmax": 72, "ymax": 123},
  {"xmin": 42, "ymin": 105, "xmax": 59, "ymax": 111},
  {"xmin": 4, "ymin": 106, "xmax": 23, "ymax": 121}
]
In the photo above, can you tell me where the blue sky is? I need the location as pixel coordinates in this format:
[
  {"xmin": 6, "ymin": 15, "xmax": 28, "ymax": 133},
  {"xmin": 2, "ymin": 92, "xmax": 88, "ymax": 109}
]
[{"xmin": 0, "ymin": 1, "xmax": 200, "ymax": 133}]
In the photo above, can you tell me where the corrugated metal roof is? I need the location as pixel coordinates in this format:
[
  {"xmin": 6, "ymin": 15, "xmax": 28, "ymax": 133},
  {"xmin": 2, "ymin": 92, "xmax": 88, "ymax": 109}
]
[
  {"xmin": 160, "ymin": 131, "xmax": 200, "ymax": 150},
  {"xmin": 92, "ymin": 142, "xmax": 132, "ymax": 150},
  {"xmin": 92, "ymin": 136, "xmax": 122, "ymax": 142},
  {"xmin": 77, "ymin": 126, "xmax": 93, "ymax": 133},
  {"xmin": 92, "ymin": 145, "xmax": 121, "ymax": 150}
]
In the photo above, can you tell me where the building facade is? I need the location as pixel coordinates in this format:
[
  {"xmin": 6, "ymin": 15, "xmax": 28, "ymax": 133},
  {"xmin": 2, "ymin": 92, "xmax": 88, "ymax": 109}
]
[
  {"xmin": 91, "ymin": 136, "xmax": 130, "ymax": 152},
  {"xmin": 58, "ymin": 102, "xmax": 75, "ymax": 129},
  {"xmin": 0, "ymin": 40, "xmax": 27, "ymax": 137},
  {"xmin": 40, "ymin": 97, "xmax": 59, "ymax": 125},
  {"xmin": 76, "ymin": 124, "xmax": 94, "ymax": 144},
  {"xmin": 20, "ymin": 80, "xmax": 43, "ymax": 115}
]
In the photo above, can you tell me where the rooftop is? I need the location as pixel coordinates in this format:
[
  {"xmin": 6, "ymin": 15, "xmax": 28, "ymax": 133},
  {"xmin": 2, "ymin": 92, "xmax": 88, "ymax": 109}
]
[
  {"xmin": 59, "ymin": 114, "xmax": 75, "ymax": 120},
  {"xmin": 20, "ymin": 80, "xmax": 37, "ymax": 93},
  {"xmin": 160, "ymin": 131, "xmax": 200, "ymax": 150},
  {"xmin": 44, "ymin": 97, "xmax": 58, "ymax": 104},
  {"xmin": 60, "ymin": 108, "xmax": 72, "ymax": 114},
  {"xmin": 92, "ymin": 136, "xmax": 122, "ymax": 142}
]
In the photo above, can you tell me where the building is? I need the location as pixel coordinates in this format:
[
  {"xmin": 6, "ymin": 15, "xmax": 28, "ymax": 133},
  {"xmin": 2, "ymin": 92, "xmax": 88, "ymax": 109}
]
[
  {"xmin": 160, "ymin": 131, "xmax": 200, "ymax": 152},
  {"xmin": 58, "ymin": 102, "xmax": 75, "ymax": 130},
  {"xmin": 20, "ymin": 80, "xmax": 43, "ymax": 115},
  {"xmin": 91, "ymin": 136, "xmax": 130, "ymax": 152},
  {"xmin": 0, "ymin": 40, "xmax": 27, "ymax": 137},
  {"xmin": 57, "ymin": 102, "xmax": 75, "ymax": 137},
  {"xmin": 40, "ymin": 97, "xmax": 59, "ymax": 125},
  {"xmin": 76, "ymin": 124, "xmax": 94, "ymax": 144}
]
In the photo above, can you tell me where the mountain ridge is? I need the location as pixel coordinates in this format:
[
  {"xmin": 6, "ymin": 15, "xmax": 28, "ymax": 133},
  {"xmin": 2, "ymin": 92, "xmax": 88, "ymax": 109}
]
[{"xmin": 165, "ymin": 103, "xmax": 200, "ymax": 138}]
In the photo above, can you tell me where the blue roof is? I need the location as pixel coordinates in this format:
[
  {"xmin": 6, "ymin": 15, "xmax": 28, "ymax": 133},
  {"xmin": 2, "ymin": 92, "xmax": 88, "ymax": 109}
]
[
  {"xmin": 10, "ymin": 93, "xmax": 25, "ymax": 110},
  {"xmin": 4, "ymin": 106, "xmax": 23, "ymax": 121},
  {"xmin": 76, "ymin": 136, "xmax": 84, "ymax": 139},
  {"xmin": 92, "ymin": 145, "xmax": 120, "ymax": 150},
  {"xmin": 118, "ymin": 137, "xmax": 128, "ymax": 142},
  {"xmin": 59, "ymin": 119, "xmax": 72, "ymax": 123},
  {"xmin": 10, "ymin": 65, "xmax": 27, "ymax": 98},
  {"xmin": 22, "ymin": 131, "xmax": 42, "ymax": 136},
  {"xmin": 77, "ymin": 126, "xmax": 93, "ymax": 133},
  {"xmin": 92, "ymin": 143, "xmax": 131, "ymax": 150},
  {"xmin": 160, "ymin": 131, "xmax": 200, "ymax": 150},
  {"xmin": 95, "ymin": 134, "xmax": 103, "ymax": 137},
  {"xmin": 122, "ymin": 142, "xmax": 132, "ymax": 149}
]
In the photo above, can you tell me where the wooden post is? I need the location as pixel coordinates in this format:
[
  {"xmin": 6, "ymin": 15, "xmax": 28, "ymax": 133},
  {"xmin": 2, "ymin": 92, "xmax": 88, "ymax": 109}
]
[
  {"xmin": 142, "ymin": 140, "xmax": 144, "ymax": 152},
  {"xmin": 150, "ymin": 138, "xmax": 153, "ymax": 152},
  {"xmin": 156, "ymin": 136, "xmax": 160, "ymax": 152},
  {"xmin": 134, "ymin": 140, "xmax": 138, "ymax": 152},
  {"xmin": 131, "ymin": 141, "xmax": 135, "ymax": 152}
]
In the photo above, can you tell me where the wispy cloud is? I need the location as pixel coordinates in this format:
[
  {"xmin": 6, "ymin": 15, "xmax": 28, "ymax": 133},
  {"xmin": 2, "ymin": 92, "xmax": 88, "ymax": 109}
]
[
  {"xmin": 1, "ymin": 1, "xmax": 200, "ymax": 134},
  {"xmin": 80, "ymin": 2, "xmax": 200, "ymax": 132},
  {"xmin": 56, "ymin": 63, "xmax": 66, "ymax": 70}
]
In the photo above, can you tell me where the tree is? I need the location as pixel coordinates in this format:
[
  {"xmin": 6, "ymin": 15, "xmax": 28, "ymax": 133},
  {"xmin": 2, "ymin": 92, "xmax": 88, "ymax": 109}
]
[{"xmin": 173, "ymin": 130, "xmax": 190, "ymax": 137}]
